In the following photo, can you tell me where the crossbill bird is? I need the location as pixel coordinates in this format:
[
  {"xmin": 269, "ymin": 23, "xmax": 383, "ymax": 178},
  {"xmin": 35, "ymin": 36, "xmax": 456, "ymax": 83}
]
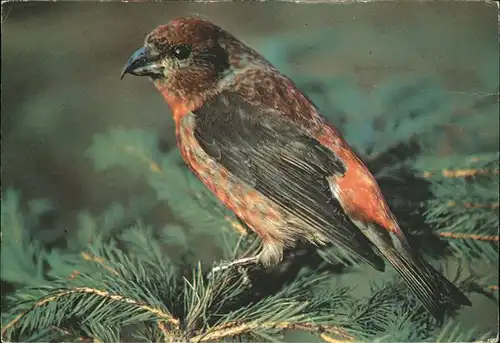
[{"xmin": 121, "ymin": 17, "xmax": 471, "ymax": 321}]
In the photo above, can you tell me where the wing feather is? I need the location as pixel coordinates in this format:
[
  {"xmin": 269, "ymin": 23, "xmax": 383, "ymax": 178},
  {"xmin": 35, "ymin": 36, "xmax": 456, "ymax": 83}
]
[{"xmin": 193, "ymin": 91, "xmax": 385, "ymax": 270}]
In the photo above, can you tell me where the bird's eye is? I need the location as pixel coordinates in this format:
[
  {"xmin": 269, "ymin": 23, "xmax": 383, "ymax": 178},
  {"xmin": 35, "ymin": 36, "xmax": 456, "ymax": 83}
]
[{"xmin": 171, "ymin": 44, "xmax": 191, "ymax": 60}]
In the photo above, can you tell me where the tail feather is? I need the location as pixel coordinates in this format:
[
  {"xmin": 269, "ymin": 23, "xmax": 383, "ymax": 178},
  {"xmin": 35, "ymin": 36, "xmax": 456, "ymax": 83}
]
[
  {"xmin": 344, "ymin": 219, "xmax": 471, "ymax": 321},
  {"xmin": 383, "ymin": 249, "xmax": 471, "ymax": 322}
]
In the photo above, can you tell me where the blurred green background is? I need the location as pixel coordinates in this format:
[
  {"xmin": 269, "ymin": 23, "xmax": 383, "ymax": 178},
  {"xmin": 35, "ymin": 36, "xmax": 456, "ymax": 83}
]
[{"xmin": 2, "ymin": 1, "xmax": 498, "ymax": 340}]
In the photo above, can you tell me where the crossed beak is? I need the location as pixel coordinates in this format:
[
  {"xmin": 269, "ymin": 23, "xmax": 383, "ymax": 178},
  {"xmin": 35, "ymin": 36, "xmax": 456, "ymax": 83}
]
[{"xmin": 120, "ymin": 47, "xmax": 164, "ymax": 79}]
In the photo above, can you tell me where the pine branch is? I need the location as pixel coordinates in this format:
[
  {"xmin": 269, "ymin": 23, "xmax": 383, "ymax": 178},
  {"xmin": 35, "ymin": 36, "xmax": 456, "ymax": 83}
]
[
  {"xmin": 414, "ymin": 153, "xmax": 499, "ymax": 264},
  {"xmin": 2, "ymin": 286, "xmax": 179, "ymax": 337},
  {"xmin": 437, "ymin": 232, "xmax": 499, "ymax": 242},
  {"xmin": 81, "ymin": 251, "xmax": 118, "ymax": 274},
  {"xmin": 190, "ymin": 321, "xmax": 354, "ymax": 342},
  {"xmin": 421, "ymin": 167, "xmax": 500, "ymax": 179},
  {"xmin": 3, "ymin": 233, "xmax": 445, "ymax": 343},
  {"xmin": 1, "ymin": 240, "xmax": 181, "ymax": 342}
]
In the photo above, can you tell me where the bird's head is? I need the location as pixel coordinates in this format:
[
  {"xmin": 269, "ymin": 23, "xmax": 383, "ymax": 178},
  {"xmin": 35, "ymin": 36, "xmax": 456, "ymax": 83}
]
[{"xmin": 121, "ymin": 17, "xmax": 264, "ymax": 111}]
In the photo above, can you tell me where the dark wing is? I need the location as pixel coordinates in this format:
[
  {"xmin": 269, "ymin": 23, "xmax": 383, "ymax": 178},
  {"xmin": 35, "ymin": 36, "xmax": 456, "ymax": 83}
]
[{"xmin": 193, "ymin": 91, "xmax": 385, "ymax": 271}]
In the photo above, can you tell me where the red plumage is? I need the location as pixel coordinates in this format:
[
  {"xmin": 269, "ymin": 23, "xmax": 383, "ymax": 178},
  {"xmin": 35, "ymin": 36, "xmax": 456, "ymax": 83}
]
[{"xmin": 121, "ymin": 17, "xmax": 471, "ymax": 322}]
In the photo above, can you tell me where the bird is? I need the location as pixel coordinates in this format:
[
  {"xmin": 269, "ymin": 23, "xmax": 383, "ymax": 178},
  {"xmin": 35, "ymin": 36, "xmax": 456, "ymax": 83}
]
[{"xmin": 121, "ymin": 17, "xmax": 471, "ymax": 322}]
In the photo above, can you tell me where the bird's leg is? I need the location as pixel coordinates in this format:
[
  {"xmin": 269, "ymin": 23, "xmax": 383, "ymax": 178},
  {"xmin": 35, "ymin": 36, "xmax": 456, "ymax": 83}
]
[
  {"xmin": 208, "ymin": 237, "xmax": 261, "ymax": 278},
  {"xmin": 210, "ymin": 255, "xmax": 260, "ymax": 274},
  {"xmin": 208, "ymin": 255, "xmax": 259, "ymax": 282},
  {"xmin": 208, "ymin": 239, "xmax": 285, "ymax": 279},
  {"xmin": 208, "ymin": 235, "xmax": 262, "ymax": 279},
  {"xmin": 257, "ymin": 241, "xmax": 284, "ymax": 267}
]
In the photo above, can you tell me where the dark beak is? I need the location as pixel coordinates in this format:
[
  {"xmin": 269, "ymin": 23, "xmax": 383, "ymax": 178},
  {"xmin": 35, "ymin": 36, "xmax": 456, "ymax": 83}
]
[{"xmin": 120, "ymin": 47, "xmax": 163, "ymax": 79}]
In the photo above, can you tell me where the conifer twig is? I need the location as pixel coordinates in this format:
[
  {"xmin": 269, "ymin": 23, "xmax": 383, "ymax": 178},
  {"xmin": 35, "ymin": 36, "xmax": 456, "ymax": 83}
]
[
  {"xmin": 67, "ymin": 252, "xmax": 119, "ymax": 282},
  {"xmin": 123, "ymin": 145, "xmax": 162, "ymax": 174},
  {"xmin": 438, "ymin": 232, "xmax": 499, "ymax": 242},
  {"xmin": 81, "ymin": 252, "xmax": 119, "ymax": 275},
  {"xmin": 191, "ymin": 321, "xmax": 354, "ymax": 342},
  {"xmin": 421, "ymin": 168, "xmax": 500, "ymax": 178},
  {"xmin": 446, "ymin": 201, "xmax": 499, "ymax": 209},
  {"xmin": 158, "ymin": 321, "xmax": 176, "ymax": 342},
  {"xmin": 1, "ymin": 287, "xmax": 180, "ymax": 336}
]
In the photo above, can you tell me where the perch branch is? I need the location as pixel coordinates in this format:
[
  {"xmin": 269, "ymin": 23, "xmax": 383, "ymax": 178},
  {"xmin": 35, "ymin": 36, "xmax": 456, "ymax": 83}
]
[{"xmin": 191, "ymin": 321, "xmax": 354, "ymax": 342}]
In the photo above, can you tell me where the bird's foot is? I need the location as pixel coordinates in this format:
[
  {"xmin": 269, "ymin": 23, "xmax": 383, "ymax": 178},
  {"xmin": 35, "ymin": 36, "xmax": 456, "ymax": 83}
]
[
  {"xmin": 210, "ymin": 255, "xmax": 260, "ymax": 273},
  {"xmin": 208, "ymin": 256, "xmax": 259, "ymax": 280}
]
